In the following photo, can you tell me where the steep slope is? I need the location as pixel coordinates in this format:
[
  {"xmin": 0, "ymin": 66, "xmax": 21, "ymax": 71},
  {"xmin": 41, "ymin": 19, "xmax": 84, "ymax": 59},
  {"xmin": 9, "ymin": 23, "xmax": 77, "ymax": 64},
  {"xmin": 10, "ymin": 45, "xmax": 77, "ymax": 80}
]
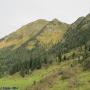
[
  {"xmin": 52, "ymin": 13, "xmax": 90, "ymax": 54},
  {"xmin": 63, "ymin": 14, "xmax": 90, "ymax": 50},
  {"xmin": 0, "ymin": 19, "xmax": 69, "ymax": 50},
  {"xmin": 0, "ymin": 19, "xmax": 49, "ymax": 49},
  {"xmin": 36, "ymin": 19, "xmax": 69, "ymax": 48},
  {"xmin": 25, "ymin": 19, "xmax": 69, "ymax": 50},
  {"xmin": 0, "ymin": 19, "xmax": 69, "ymax": 75}
]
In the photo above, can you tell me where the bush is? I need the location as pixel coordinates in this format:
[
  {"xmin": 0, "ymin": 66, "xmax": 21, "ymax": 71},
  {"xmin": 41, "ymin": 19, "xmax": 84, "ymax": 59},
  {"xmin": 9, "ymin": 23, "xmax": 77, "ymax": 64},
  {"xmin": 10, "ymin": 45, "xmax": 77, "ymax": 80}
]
[
  {"xmin": 83, "ymin": 57, "xmax": 90, "ymax": 70},
  {"xmin": 61, "ymin": 68, "xmax": 75, "ymax": 80},
  {"xmin": 19, "ymin": 69, "xmax": 25, "ymax": 77},
  {"xmin": 63, "ymin": 55, "xmax": 67, "ymax": 61},
  {"xmin": 68, "ymin": 78, "xmax": 79, "ymax": 88}
]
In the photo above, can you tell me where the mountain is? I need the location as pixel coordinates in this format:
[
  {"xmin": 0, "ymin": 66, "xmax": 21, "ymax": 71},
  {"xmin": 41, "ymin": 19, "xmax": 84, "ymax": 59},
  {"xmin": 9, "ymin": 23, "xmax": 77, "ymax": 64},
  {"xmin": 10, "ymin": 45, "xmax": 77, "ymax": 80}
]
[
  {"xmin": 0, "ymin": 14, "xmax": 90, "ymax": 90},
  {"xmin": 0, "ymin": 19, "xmax": 69, "ymax": 50},
  {"xmin": 0, "ymin": 18, "xmax": 69, "ymax": 75},
  {"xmin": 52, "ymin": 13, "xmax": 90, "ymax": 53},
  {"xmin": 0, "ymin": 19, "xmax": 49, "ymax": 49},
  {"xmin": 0, "ymin": 13, "xmax": 90, "ymax": 75}
]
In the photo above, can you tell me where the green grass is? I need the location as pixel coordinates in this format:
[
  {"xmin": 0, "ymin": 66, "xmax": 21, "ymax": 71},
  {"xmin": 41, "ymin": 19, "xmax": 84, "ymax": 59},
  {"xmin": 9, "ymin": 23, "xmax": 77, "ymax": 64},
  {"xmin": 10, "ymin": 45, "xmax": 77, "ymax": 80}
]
[
  {"xmin": 0, "ymin": 64, "xmax": 59, "ymax": 90},
  {"xmin": 49, "ymin": 66, "xmax": 90, "ymax": 90},
  {"xmin": 0, "ymin": 61, "xmax": 90, "ymax": 90}
]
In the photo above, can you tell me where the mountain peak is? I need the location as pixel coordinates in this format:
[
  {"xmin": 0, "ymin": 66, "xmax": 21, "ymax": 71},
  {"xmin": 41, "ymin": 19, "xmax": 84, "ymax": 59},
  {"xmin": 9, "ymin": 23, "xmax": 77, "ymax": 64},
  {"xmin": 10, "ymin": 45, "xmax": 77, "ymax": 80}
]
[
  {"xmin": 52, "ymin": 18, "xmax": 63, "ymax": 24},
  {"xmin": 52, "ymin": 18, "xmax": 59, "ymax": 21},
  {"xmin": 86, "ymin": 13, "xmax": 90, "ymax": 17},
  {"xmin": 52, "ymin": 18, "xmax": 60, "ymax": 22},
  {"xmin": 86, "ymin": 13, "xmax": 90, "ymax": 20},
  {"xmin": 35, "ymin": 19, "xmax": 48, "ymax": 22}
]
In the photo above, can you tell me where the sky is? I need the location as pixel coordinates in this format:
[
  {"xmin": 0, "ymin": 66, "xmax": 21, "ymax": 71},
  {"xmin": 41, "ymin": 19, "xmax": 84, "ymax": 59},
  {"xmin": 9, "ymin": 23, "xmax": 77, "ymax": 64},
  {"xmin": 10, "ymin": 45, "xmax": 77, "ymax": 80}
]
[{"xmin": 0, "ymin": 0, "xmax": 90, "ymax": 38}]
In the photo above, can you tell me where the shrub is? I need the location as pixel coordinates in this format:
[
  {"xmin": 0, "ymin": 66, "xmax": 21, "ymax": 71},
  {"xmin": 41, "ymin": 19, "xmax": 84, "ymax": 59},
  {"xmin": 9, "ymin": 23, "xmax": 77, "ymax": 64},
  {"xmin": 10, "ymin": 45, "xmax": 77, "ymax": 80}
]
[
  {"xmin": 19, "ymin": 69, "xmax": 25, "ymax": 77},
  {"xmin": 68, "ymin": 78, "xmax": 79, "ymax": 88},
  {"xmin": 61, "ymin": 68, "xmax": 75, "ymax": 80},
  {"xmin": 83, "ymin": 57, "xmax": 90, "ymax": 70}
]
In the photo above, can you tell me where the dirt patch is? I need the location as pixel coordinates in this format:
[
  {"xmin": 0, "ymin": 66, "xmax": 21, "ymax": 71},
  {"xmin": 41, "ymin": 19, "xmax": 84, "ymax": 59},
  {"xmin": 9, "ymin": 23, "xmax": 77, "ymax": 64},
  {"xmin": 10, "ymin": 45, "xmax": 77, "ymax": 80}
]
[{"xmin": 25, "ymin": 70, "xmax": 60, "ymax": 90}]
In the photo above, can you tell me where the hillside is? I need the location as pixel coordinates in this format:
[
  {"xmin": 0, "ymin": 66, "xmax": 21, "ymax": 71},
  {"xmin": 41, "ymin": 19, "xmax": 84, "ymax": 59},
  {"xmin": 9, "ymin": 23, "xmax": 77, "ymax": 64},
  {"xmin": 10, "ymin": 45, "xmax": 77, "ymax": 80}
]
[
  {"xmin": 0, "ymin": 18, "xmax": 69, "ymax": 77},
  {"xmin": 60, "ymin": 13, "xmax": 90, "ymax": 52},
  {"xmin": 0, "ymin": 13, "xmax": 90, "ymax": 90},
  {"xmin": 0, "ymin": 19, "xmax": 69, "ymax": 49},
  {"xmin": 0, "ymin": 19, "xmax": 49, "ymax": 49},
  {"xmin": 0, "ymin": 51, "xmax": 90, "ymax": 90}
]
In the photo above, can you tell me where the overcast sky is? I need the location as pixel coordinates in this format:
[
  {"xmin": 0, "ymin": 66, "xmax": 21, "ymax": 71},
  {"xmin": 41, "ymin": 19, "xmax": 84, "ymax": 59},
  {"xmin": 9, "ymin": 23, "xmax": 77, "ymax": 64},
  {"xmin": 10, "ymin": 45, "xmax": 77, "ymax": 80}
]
[{"xmin": 0, "ymin": 0, "xmax": 90, "ymax": 38}]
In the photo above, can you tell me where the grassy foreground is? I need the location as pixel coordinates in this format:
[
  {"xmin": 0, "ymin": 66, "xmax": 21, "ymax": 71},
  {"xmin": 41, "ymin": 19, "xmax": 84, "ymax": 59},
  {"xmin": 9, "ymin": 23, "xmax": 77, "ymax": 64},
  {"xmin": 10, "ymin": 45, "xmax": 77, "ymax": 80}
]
[
  {"xmin": 0, "ymin": 60, "xmax": 90, "ymax": 90},
  {"xmin": 0, "ymin": 63, "xmax": 60, "ymax": 90}
]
